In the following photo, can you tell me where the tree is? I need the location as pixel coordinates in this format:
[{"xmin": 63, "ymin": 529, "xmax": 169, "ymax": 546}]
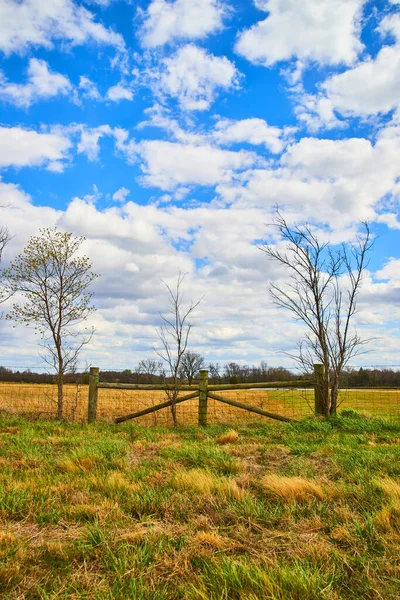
[
  {"xmin": 260, "ymin": 213, "xmax": 372, "ymax": 416},
  {"xmin": 180, "ymin": 351, "xmax": 205, "ymax": 385},
  {"xmin": 4, "ymin": 228, "xmax": 99, "ymax": 418},
  {"xmin": 137, "ymin": 359, "xmax": 163, "ymax": 383},
  {"xmin": 155, "ymin": 272, "xmax": 201, "ymax": 427},
  {"xmin": 0, "ymin": 224, "xmax": 12, "ymax": 306}
]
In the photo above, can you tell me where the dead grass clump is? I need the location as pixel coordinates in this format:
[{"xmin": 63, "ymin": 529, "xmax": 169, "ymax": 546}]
[
  {"xmin": 174, "ymin": 468, "xmax": 247, "ymax": 501},
  {"xmin": 375, "ymin": 477, "xmax": 400, "ymax": 500},
  {"xmin": 374, "ymin": 478, "xmax": 400, "ymax": 532},
  {"xmin": 194, "ymin": 531, "xmax": 231, "ymax": 550},
  {"xmin": 261, "ymin": 474, "xmax": 324, "ymax": 502},
  {"xmin": 93, "ymin": 471, "xmax": 137, "ymax": 495},
  {"xmin": 57, "ymin": 456, "xmax": 99, "ymax": 473},
  {"xmin": 217, "ymin": 430, "xmax": 239, "ymax": 445}
]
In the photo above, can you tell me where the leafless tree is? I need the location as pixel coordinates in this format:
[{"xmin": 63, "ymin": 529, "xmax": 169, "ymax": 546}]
[
  {"xmin": 260, "ymin": 212, "xmax": 373, "ymax": 416},
  {"xmin": 137, "ymin": 359, "xmax": 163, "ymax": 383},
  {"xmin": 208, "ymin": 362, "xmax": 221, "ymax": 383},
  {"xmin": 155, "ymin": 271, "xmax": 202, "ymax": 427},
  {"xmin": 179, "ymin": 351, "xmax": 205, "ymax": 385}
]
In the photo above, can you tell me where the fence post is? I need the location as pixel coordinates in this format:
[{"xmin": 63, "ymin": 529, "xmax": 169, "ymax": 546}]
[
  {"xmin": 88, "ymin": 367, "xmax": 99, "ymax": 424},
  {"xmin": 314, "ymin": 364, "xmax": 325, "ymax": 416},
  {"xmin": 198, "ymin": 369, "xmax": 209, "ymax": 427}
]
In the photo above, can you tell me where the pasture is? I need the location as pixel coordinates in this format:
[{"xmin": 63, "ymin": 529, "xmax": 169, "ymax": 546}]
[
  {"xmin": 1, "ymin": 413, "xmax": 400, "ymax": 598},
  {"xmin": 0, "ymin": 382, "xmax": 400, "ymax": 423}
]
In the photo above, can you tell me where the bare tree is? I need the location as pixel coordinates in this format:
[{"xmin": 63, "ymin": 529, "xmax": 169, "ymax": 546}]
[
  {"xmin": 4, "ymin": 228, "xmax": 99, "ymax": 419},
  {"xmin": 180, "ymin": 351, "xmax": 205, "ymax": 385},
  {"xmin": 260, "ymin": 212, "xmax": 373, "ymax": 416},
  {"xmin": 155, "ymin": 272, "xmax": 202, "ymax": 427},
  {"xmin": 137, "ymin": 359, "xmax": 163, "ymax": 383}
]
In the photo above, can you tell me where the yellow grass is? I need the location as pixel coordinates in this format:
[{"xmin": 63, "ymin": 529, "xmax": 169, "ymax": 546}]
[
  {"xmin": 216, "ymin": 429, "xmax": 239, "ymax": 444},
  {"xmin": 261, "ymin": 474, "xmax": 325, "ymax": 501},
  {"xmin": 0, "ymin": 382, "xmax": 400, "ymax": 424}
]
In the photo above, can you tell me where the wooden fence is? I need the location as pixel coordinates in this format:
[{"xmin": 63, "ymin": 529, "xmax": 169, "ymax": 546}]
[{"xmin": 87, "ymin": 366, "xmax": 323, "ymax": 425}]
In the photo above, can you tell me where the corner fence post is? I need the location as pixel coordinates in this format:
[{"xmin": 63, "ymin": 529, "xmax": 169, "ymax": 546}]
[
  {"xmin": 314, "ymin": 364, "xmax": 325, "ymax": 416},
  {"xmin": 198, "ymin": 369, "xmax": 209, "ymax": 427},
  {"xmin": 88, "ymin": 367, "xmax": 99, "ymax": 424}
]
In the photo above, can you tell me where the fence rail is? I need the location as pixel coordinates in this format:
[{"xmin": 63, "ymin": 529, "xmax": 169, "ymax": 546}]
[
  {"xmin": 89, "ymin": 366, "xmax": 317, "ymax": 425},
  {"xmin": 1, "ymin": 365, "xmax": 400, "ymax": 424}
]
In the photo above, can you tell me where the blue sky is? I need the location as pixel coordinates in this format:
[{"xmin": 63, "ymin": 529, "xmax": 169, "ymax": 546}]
[{"xmin": 1, "ymin": 0, "xmax": 400, "ymax": 371}]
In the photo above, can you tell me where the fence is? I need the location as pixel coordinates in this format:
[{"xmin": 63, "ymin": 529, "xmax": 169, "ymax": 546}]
[{"xmin": 1, "ymin": 365, "xmax": 400, "ymax": 424}]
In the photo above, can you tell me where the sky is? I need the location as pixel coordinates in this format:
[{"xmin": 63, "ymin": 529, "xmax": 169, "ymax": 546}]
[{"xmin": 1, "ymin": 0, "xmax": 400, "ymax": 373}]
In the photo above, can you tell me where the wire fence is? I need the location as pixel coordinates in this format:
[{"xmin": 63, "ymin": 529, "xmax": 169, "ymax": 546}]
[{"xmin": 2, "ymin": 379, "xmax": 400, "ymax": 424}]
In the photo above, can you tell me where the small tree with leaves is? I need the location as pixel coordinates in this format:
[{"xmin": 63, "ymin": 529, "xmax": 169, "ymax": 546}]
[
  {"xmin": 180, "ymin": 351, "xmax": 205, "ymax": 385},
  {"xmin": 155, "ymin": 272, "xmax": 201, "ymax": 427},
  {"xmin": 4, "ymin": 228, "xmax": 99, "ymax": 418},
  {"xmin": 260, "ymin": 212, "xmax": 373, "ymax": 416},
  {"xmin": 0, "ymin": 224, "xmax": 12, "ymax": 307}
]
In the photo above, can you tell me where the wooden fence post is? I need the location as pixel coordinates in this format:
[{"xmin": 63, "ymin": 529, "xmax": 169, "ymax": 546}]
[
  {"xmin": 314, "ymin": 364, "xmax": 325, "ymax": 416},
  {"xmin": 198, "ymin": 369, "xmax": 208, "ymax": 427},
  {"xmin": 88, "ymin": 367, "xmax": 99, "ymax": 424}
]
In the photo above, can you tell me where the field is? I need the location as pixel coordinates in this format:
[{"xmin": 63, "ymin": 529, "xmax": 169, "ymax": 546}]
[
  {"xmin": 1, "ymin": 413, "xmax": 400, "ymax": 598},
  {"xmin": 1, "ymin": 382, "xmax": 400, "ymax": 424}
]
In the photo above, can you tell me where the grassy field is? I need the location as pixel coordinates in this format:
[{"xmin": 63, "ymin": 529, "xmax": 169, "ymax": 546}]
[
  {"xmin": 1, "ymin": 413, "xmax": 400, "ymax": 598},
  {"xmin": 1, "ymin": 382, "xmax": 400, "ymax": 424}
]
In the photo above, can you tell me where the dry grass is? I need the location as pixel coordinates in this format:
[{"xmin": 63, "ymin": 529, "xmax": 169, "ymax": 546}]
[
  {"xmin": 0, "ymin": 414, "xmax": 400, "ymax": 598},
  {"xmin": 216, "ymin": 429, "xmax": 239, "ymax": 444},
  {"xmin": 1, "ymin": 382, "xmax": 400, "ymax": 425},
  {"xmin": 261, "ymin": 474, "xmax": 325, "ymax": 501}
]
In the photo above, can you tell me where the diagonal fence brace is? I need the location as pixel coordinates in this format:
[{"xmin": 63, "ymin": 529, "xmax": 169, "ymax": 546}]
[
  {"xmin": 207, "ymin": 392, "xmax": 297, "ymax": 423},
  {"xmin": 114, "ymin": 391, "xmax": 200, "ymax": 424}
]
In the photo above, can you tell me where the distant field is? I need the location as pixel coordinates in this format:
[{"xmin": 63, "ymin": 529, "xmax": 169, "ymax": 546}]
[
  {"xmin": 1, "ymin": 413, "xmax": 400, "ymax": 598},
  {"xmin": 0, "ymin": 382, "xmax": 400, "ymax": 423}
]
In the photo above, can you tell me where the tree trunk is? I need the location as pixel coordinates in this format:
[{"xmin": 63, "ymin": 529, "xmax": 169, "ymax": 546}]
[{"xmin": 57, "ymin": 373, "xmax": 63, "ymax": 419}]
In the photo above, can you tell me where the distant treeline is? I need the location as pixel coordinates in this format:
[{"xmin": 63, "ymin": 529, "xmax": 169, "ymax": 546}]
[{"xmin": 0, "ymin": 364, "xmax": 399, "ymax": 387}]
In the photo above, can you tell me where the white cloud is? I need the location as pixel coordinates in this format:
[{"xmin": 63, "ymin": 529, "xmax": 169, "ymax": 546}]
[
  {"xmin": 0, "ymin": 58, "xmax": 72, "ymax": 108},
  {"xmin": 136, "ymin": 140, "xmax": 259, "ymax": 189},
  {"xmin": 106, "ymin": 83, "xmax": 134, "ymax": 102},
  {"xmin": 0, "ymin": 0, "xmax": 124, "ymax": 55},
  {"xmin": 112, "ymin": 187, "xmax": 130, "ymax": 203},
  {"xmin": 1, "ymin": 178, "xmax": 400, "ymax": 368},
  {"xmin": 296, "ymin": 13, "xmax": 400, "ymax": 129},
  {"xmin": 75, "ymin": 125, "xmax": 114, "ymax": 161},
  {"xmin": 216, "ymin": 128, "xmax": 400, "ymax": 232},
  {"xmin": 140, "ymin": 0, "xmax": 228, "ymax": 48},
  {"xmin": 213, "ymin": 118, "xmax": 288, "ymax": 153},
  {"xmin": 235, "ymin": 0, "xmax": 365, "ymax": 67},
  {"xmin": 0, "ymin": 126, "xmax": 71, "ymax": 170},
  {"xmin": 79, "ymin": 75, "xmax": 101, "ymax": 100},
  {"xmin": 152, "ymin": 44, "xmax": 239, "ymax": 110}
]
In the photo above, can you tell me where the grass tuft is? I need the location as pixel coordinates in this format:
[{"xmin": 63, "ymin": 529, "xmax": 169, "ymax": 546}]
[
  {"xmin": 261, "ymin": 474, "xmax": 325, "ymax": 501},
  {"xmin": 216, "ymin": 429, "xmax": 239, "ymax": 445}
]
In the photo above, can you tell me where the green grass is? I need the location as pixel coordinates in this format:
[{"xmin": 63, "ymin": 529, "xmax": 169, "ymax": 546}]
[{"xmin": 1, "ymin": 413, "xmax": 400, "ymax": 598}]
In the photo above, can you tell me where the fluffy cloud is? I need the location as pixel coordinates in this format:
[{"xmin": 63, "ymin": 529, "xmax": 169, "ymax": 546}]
[
  {"xmin": 139, "ymin": 0, "xmax": 228, "ymax": 47},
  {"xmin": 0, "ymin": 0, "xmax": 124, "ymax": 55},
  {"xmin": 106, "ymin": 83, "xmax": 134, "ymax": 102},
  {"xmin": 0, "ymin": 59, "xmax": 72, "ymax": 108},
  {"xmin": 112, "ymin": 187, "xmax": 130, "ymax": 203},
  {"xmin": 74, "ymin": 125, "xmax": 115, "ymax": 161},
  {"xmin": 2, "ymin": 179, "xmax": 398, "ymax": 369},
  {"xmin": 296, "ymin": 13, "xmax": 400, "ymax": 128},
  {"xmin": 136, "ymin": 140, "xmax": 259, "ymax": 189},
  {"xmin": 152, "ymin": 44, "xmax": 239, "ymax": 110},
  {"xmin": 79, "ymin": 76, "xmax": 101, "ymax": 100},
  {"xmin": 0, "ymin": 126, "xmax": 71, "ymax": 171},
  {"xmin": 213, "ymin": 118, "xmax": 288, "ymax": 153},
  {"xmin": 235, "ymin": 0, "xmax": 365, "ymax": 67}
]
